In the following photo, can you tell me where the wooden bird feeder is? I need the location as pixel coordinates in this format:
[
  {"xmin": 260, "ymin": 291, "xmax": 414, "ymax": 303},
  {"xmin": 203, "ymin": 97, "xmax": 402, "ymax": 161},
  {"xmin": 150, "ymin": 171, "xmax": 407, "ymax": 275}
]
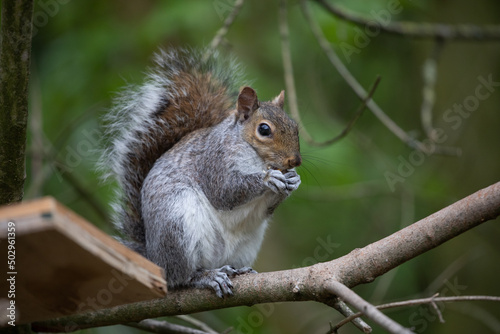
[{"xmin": 0, "ymin": 197, "xmax": 167, "ymax": 326}]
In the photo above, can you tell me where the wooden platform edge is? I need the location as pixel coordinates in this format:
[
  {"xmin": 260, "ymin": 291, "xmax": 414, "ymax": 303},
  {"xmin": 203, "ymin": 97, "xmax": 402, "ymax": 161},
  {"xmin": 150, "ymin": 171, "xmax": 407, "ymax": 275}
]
[{"xmin": 0, "ymin": 197, "xmax": 167, "ymax": 296}]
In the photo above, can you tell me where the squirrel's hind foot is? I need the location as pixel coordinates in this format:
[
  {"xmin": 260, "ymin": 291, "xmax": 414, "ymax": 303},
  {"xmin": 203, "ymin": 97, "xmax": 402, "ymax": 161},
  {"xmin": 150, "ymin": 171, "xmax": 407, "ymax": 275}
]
[{"xmin": 190, "ymin": 265, "xmax": 257, "ymax": 298}]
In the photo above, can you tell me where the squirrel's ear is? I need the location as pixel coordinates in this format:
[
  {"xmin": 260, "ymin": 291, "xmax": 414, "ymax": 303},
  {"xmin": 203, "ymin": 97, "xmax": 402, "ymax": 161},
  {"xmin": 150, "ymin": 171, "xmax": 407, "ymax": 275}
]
[
  {"xmin": 273, "ymin": 90, "xmax": 285, "ymax": 109},
  {"xmin": 237, "ymin": 86, "xmax": 259, "ymax": 121}
]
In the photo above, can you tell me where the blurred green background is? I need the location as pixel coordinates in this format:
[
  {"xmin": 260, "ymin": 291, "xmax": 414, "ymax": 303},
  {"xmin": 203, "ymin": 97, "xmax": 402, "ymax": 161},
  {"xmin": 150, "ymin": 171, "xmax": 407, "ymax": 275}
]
[{"xmin": 14, "ymin": 0, "xmax": 500, "ymax": 333}]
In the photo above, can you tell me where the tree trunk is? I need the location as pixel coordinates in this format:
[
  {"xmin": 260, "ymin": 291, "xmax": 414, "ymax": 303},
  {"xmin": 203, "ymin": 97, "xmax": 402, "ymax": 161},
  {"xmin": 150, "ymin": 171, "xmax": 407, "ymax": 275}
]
[{"xmin": 0, "ymin": 0, "xmax": 34, "ymax": 205}]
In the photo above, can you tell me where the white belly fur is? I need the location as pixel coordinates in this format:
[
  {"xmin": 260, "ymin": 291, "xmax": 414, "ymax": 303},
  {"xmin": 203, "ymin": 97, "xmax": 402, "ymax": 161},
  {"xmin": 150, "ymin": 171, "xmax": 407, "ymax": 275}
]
[{"xmin": 183, "ymin": 189, "xmax": 273, "ymax": 270}]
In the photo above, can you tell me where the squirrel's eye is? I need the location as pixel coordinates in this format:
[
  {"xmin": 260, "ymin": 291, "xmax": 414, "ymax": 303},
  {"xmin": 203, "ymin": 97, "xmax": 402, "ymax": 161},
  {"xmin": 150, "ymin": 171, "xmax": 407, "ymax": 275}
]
[{"xmin": 258, "ymin": 123, "xmax": 272, "ymax": 137}]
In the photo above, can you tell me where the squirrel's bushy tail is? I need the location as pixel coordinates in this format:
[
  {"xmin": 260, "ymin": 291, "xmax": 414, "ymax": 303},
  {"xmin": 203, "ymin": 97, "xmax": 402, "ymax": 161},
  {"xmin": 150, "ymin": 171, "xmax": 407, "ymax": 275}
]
[{"xmin": 99, "ymin": 48, "xmax": 246, "ymax": 252}]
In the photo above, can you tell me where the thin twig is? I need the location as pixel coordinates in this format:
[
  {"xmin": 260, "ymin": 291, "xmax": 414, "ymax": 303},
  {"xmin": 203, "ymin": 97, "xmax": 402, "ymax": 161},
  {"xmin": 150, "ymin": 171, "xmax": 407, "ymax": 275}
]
[
  {"xmin": 430, "ymin": 299, "xmax": 445, "ymax": 323},
  {"xmin": 323, "ymin": 76, "xmax": 380, "ymax": 146},
  {"xmin": 300, "ymin": 0, "xmax": 408, "ymax": 145},
  {"xmin": 203, "ymin": 0, "xmax": 246, "ymax": 62},
  {"xmin": 278, "ymin": 0, "xmax": 312, "ymax": 144},
  {"xmin": 326, "ymin": 280, "xmax": 413, "ymax": 334},
  {"xmin": 300, "ymin": 0, "xmax": 459, "ymax": 155},
  {"xmin": 379, "ymin": 296, "xmax": 500, "ymax": 311},
  {"xmin": 280, "ymin": 0, "xmax": 379, "ymax": 147},
  {"xmin": 420, "ymin": 39, "xmax": 448, "ymax": 144},
  {"xmin": 128, "ymin": 318, "xmax": 210, "ymax": 334},
  {"xmin": 176, "ymin": 315, "xmax": 220, "ymax": 334},
  {"xmin": 313, "ymin": 0, "xmax": 500, "ymax": 41},
  {"xmin": 420, "ymin": 42, "xmax": 439, "ymax": 139},
  {"xmin": 331, "ymin": 295, "xmax": 500, "ymax": 332},
  {"xmin": 325, "ymin": 298, "xmax": 372, "ymax": 333}
]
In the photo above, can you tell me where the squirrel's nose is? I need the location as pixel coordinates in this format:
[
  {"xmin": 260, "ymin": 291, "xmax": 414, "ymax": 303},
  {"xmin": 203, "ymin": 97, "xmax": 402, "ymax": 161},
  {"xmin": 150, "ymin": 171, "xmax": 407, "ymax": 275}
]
[{"xmin": 286, "ymin": 154, "xmax": 302, "ymax": 168}]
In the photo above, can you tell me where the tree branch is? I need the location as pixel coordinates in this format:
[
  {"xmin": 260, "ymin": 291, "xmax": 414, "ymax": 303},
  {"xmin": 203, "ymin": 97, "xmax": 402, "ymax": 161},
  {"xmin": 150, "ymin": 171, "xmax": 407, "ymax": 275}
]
[
  {"xmin": 314, "ymin": 0, "xmax": 500, "ymax": 41},
  {"xmin": 300, "ymin": 0, "xmax": 460, "ymax": 156},
  {"xmin": 128, "ymin": 319, "xmax": 211, "ymax": 334},
  {"xmin": 279, "ymin": 0, "xmax": 380, "ymax": 147},
  {"xmin": 325, "ymin": 280, "xmax": 412, "ymax": 334},
  {"xmin": 0, "ymin": 0, "xmax": 34, "ymax": 205},
  {"xmin": 324, "ymin": 299, "xmax": 372, "ymax": 333},
  {"xmin": 278, "ymin": 0, "xmax": 310, "ymax": 143},
  {"xmin": 331, "ymin": 295, "xmax": 500, "ymax": 332},
  {"xmin": 420, "ymin": 39, "xmax": 442, "ymax": 140},
  {"xmin": 32, "ymin": 181, "xmax": 500, "ymax": 332},
  {"xmin": 203, "ymin": 0, "xmax": 245, "ymax": 62},
  {"xmin": 175, "ymin": 315, "xmax": 220, "ymax": 334},
  {"xmin": 419, "ymin": 38, "xmax": 461, "ymax": 160}
]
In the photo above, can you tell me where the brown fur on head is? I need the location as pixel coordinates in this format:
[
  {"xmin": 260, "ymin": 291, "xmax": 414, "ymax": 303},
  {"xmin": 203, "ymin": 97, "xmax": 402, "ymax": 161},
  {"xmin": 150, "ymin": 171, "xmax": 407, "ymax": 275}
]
[{"xmin": 237, "ymin": 86, "xmax": 301, "ymax": 171}]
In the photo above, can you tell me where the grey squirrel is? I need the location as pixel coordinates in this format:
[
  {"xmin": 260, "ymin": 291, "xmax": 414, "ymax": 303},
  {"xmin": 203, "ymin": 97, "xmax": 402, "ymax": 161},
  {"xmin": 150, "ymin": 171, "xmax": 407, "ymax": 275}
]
[{"xmin": 100, "ymin": 48, "xmax": 301, "ymax": 297}]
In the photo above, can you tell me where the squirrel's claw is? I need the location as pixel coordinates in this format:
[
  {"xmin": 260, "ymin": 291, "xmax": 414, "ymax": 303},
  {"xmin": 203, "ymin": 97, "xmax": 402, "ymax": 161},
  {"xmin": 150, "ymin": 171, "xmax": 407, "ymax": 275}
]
[
  {"xmin": 284, "ymin": 170, "xmax": 301, "ymax": 191},
  {"xmin": 190, "ymin": 268, "xmax": 234, "ymax": 298},
  {"xmin": 264, "ymin": 169, "xmax": 301, "ymax": 195},
  {"xmin": 264, "ymin": 169, "xmax": 288, "ymax": 194},
  {"xmin": 191, "ymin": 266, "xmax": 257, "ymax": 298},
  {"xmin": 219, "ymin": 265, "xmax": 258, "ymax": 276}
]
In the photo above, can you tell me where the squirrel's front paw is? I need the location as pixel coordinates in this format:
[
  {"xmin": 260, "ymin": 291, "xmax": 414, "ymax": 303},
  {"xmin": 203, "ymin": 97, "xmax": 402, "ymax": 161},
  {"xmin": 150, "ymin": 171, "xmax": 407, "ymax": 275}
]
[
  {"xmin": 264, "ymin": 169, "xmax": 301, "ymax": 195},
  {"xmin": 283, "ymin": 169, "xmax": 301, "ymax": 192}
]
